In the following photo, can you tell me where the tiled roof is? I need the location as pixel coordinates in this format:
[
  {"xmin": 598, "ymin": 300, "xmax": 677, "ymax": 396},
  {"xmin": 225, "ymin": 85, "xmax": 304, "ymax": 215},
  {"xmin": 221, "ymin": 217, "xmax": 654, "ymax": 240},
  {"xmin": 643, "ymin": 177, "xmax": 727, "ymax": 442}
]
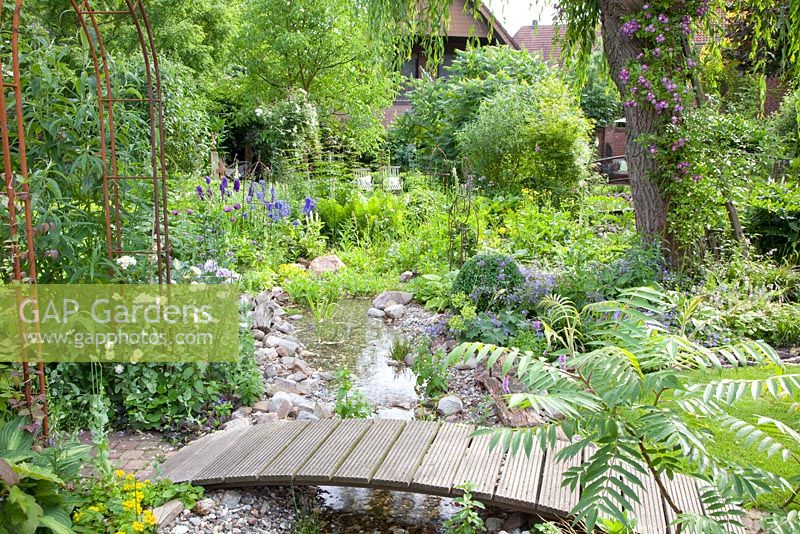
[
  {"xmin": 442, "ymin": 0, "xmax": 518, "ymax": 47},
  {"xmin": 513, "ymin": 24, "xmax": 563, "ymax": 61}
]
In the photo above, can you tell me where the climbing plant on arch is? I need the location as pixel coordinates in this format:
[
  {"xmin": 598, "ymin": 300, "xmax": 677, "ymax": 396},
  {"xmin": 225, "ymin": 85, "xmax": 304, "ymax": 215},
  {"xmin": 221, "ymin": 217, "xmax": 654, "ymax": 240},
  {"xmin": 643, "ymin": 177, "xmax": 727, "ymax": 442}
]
[{"xmin": 0, "ymin": 0, "xmax": 173, "ymax": 438}]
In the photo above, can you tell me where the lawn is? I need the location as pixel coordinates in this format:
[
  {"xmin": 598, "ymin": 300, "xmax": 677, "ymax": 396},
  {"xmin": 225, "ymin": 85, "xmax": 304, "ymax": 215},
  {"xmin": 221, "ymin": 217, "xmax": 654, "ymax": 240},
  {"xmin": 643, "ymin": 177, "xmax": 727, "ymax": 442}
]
[{"xmin": 681, "ymin": 365, "xmax": 800, "ymax": 510}]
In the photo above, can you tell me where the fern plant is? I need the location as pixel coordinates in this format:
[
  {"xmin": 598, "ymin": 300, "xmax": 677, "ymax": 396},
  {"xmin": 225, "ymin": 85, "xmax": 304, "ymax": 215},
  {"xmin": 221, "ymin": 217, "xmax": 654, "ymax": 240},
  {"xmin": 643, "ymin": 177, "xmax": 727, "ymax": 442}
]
[{"xmin": 449, "ymin": 286, "xmax": 800, "ymax": 533}]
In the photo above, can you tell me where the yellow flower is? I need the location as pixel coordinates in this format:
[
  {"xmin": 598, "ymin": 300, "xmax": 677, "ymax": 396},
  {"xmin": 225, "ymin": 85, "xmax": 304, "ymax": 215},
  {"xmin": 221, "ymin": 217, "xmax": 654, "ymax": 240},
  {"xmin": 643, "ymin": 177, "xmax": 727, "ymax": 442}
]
[
  {"xmin": 132, "ymin": 522, "xmax": 145, "ymax": 533},
  {"xmin": 88, "ymin": 505, "xmax": 99, "ymax": 513},
  {"xmin": 143, "ymin": 509, "xmax": 157, "ymax": 526},
  {"xmin": 115, "ymin": 469, "xmax": 126, "ymax": 478},
  {"xmin": 125, "ymin": 473, "xmax": 135, "ymax": 481},
  {"xmin": 72, "ymin": 511, "xmax": 83, "ymax": 522},
  {"xmin": 122, "ymin": 499, "xmax": 142, "ymax": 514}
]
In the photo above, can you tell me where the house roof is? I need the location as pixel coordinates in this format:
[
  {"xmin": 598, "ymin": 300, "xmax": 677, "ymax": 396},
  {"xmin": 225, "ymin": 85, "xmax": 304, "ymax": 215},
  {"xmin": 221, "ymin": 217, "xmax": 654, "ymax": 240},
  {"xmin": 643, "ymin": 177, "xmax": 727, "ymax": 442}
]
[{"xmin": 439, "ymin": 0, "xmax": 519, "ymax": 48}]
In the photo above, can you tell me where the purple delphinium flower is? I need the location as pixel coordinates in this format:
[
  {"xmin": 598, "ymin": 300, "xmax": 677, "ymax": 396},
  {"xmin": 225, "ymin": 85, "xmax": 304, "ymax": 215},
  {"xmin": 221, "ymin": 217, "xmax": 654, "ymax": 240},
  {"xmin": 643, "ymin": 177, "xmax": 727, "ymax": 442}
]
[
  {"xmin": 655, "ymin": 100, "xmax": 668, "ymax": 112},
  {"xmin": 618, "ymin": 68, "xmax": 630, "ymax": 84},
  {"xmin": 501, "ymin": 375, "xmax": 510, "ymax": 394},
  {"xmin": 649, "ymin": 144, "xmax": 657, "ymax": 154},
  {"xmin": 204, "ymin": 175, "xmax": 211, "ymax": 185},
  {"xmin": 220, "ymin": 176, "xmax": 228, "ymax": 196},
  {"xmin": 223, "ymin": 205, "xmax": 233, "ymax": 213},
  {"xmin": 692, "ymin": 174, "xmax": 702, "ymax": 183},
  {"xmin": 656, "ymin": 34, "xmax": 665, "ymax": 43},
  {"xmin": 196, "ymin": 185, "xmax": 204, "ymax": 200},
  {"xmin": 302, "ymin": 196, "xmax": 315, "ymax": 216},
  {"xmin": 621, "ymin": 19, "xmax": 640, "ymax": 37},
  {"xmin": 233, "ymin": 177, "xmax": 241, "ymax": 193},
  {"xmin": 233, "ymin": 203, "xmax": 241, "ymax": 210},
  {"xmin": 170, "ymin": 209, "xmax": 179, "ymax": 216},
  {"xmin": 652, "ymin": 47, "xmax": 661, "ymax": 57},
  {"xmin": 230, "ymin": 216, "xmax": 237, "ymax": 222},
  {"xmin": 558, "ymin": 354, "xmax": 568, "ymax": 370},
  {"xmin": 187, "ymin": 209, "xmax": 193, "ymax": 215},
  {"xmin": 645, "ymin": 24, "xmax": 656, "ymax": 33},
  {"xmin": 292, "ymin": 219, "xmax": 300, "ymax": 227},
  {"xmin": 677, "ymin": 161, "xmax": 690, "ymax": 174},
  {"xmin": 657, "ymin": 13, "xmax": 669, "ymax": 23}
]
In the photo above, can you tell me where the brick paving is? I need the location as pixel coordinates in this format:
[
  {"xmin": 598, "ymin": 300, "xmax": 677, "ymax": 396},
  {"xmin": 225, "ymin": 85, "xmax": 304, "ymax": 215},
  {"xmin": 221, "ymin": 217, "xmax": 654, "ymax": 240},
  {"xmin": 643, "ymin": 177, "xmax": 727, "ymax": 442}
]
[{"xmin": 78, "ymin": 430, "xmax": 177, "ymax": 479}]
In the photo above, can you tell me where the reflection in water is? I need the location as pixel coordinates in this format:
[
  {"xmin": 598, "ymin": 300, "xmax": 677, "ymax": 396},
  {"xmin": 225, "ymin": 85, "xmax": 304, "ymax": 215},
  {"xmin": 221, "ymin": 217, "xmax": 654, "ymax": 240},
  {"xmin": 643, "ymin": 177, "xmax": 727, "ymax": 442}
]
[
  {"xmin": 297, "ymin": 299, "xmax": 418, "ymax": 408},
  {"xmin": 320, "ymin": 486, "xmax": 459, "ymax": 533},
  {"xmin": 297, "ymin": 300, "xmax": 458, "ymax": 530}
]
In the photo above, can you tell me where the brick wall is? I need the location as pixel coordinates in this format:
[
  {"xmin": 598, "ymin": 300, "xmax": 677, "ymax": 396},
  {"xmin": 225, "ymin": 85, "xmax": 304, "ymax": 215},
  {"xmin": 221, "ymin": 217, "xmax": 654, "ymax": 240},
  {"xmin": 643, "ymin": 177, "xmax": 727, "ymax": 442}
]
[{"xmin": 597, "ymin": 126, "xmax": 627, "ymax": 158}]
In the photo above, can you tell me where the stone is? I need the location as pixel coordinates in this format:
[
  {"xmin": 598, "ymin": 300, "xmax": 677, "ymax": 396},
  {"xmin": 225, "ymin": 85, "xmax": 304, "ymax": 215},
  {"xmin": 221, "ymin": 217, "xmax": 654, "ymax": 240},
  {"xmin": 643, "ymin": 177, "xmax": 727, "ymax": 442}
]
[
  {"xmin": 255, "ymin": 347, "xmax": 278, "ymax": 361},
  {"xmin": 172, "ymin": 526, "xmax": 190, "ymax": 534},
  {"xmin": 232, "ymin": 406, "xmax": 252, "ymax": 417},
  {"xmin": 308, "ymin": 254, "xmax": 345, "ymax": 274},
  {"xmin": 276, "ymin": 322, "xmax": 296, "ymax": 335},
  {"xmin": 221, "ymin": 489, "xmax": 242, "ymax": 508},
  {"xmin": 289, "ymin": 314, "xmax": 303, "ymax": 321},
  {"xmin": 313, "ymin": 402, "xmax": 332, "ymax": 419},
  {"xmin": 292, "ymin": 358, "xmax": 311, "ymax": 375},
  {"xmin": 287, "ymin": 393, "xmax": 315, "ymax": 413},
  {"xmin": 223, "ymin": 418, "xmax": 251, "ymax": 431},
  {"xmin": 319, "ymin": 371, "xmax": 335, "ymax": 381},
  {"xmin": 296, "ymin": 411, "xmax": 319, "ymax": 421},
  {"xmin": 191, "ymin": 497, "xmax": 215, "ymax": 516},
  {"xmin": 267, "ymin": 378, "xmax": 303, "ymax": 396},
  {"xmin": 280, "ymin": 356, "xmax": 295, "ymax": 367},
  {"xmin": 152, "ymin": 499, "xmax": 184, "ymax": 529},
  {"xmin": 404, "ymin": 353, "xmax": 416, "ymax": 366},
  {"xmin": 437, "ymin": 395, "xmax": 464, "ymax": 416},
  {"xmin": 399, "ymin": 270, "xmax": 415, "ymax": 283},
  {"xmin": 376, "ymin": 407, "xmax": 414, "ymax": 421},
  {"xmin": 485, "ymin": 517, "xmax": 504, "ymax": 533},
  {"xmin": 287, "ymin": 371, "xmax": 307, "ymax": 382},
  {"xmin": 455, "ymin": 356, "xmax": 478, "ymax": 370},
  {"xmin": 367, "ymin": 307, "xmax": 386, "ymax": 318},
  {"xmin": 251, "ymin": 303, "xmax": 274, "ymax": 331},
  {"xmin": 252, "ymin": 400, "xmax": 270, "ymax": 412},
  {"xmin": 253, "ymin": 412, "xmax": 279, "ymax": 425},
  {"xmin": 372, "ymin": 290, "xmax": 413, "ymax": 310},
  {"xmin": 384, "ymin": 304, "xmax": 406, "ymax": 320},
  {"xmin": 265, "ymin": 336, "xmax": 299, "ymax": 355},
  {"xmin": 252, "ymin": 329, "xmax": 266, "ymax": 341},
  {"xmin": 268, "ymin": 394, "xmax": 293, "ymax": 419},
  {"xmin": 295, "ymin": 378, "xmax": 319, "ymax": 395}
]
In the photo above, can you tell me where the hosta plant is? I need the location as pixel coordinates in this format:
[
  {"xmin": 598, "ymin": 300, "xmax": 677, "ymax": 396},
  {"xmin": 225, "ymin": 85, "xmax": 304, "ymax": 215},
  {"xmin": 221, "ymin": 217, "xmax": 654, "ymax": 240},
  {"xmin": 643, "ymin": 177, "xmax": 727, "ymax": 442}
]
[{"xmin": 449, "ymin": 287, "xmax": 800, "ymax": 533}]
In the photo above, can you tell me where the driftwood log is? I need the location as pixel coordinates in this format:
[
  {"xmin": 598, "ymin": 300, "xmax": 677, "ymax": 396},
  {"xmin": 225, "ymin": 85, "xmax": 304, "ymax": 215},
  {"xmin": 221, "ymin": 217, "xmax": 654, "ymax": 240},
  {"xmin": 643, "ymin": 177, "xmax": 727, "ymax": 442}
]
[{"xmin": 476, "ymin": 363, "xmax": 544, "ymax": 427}]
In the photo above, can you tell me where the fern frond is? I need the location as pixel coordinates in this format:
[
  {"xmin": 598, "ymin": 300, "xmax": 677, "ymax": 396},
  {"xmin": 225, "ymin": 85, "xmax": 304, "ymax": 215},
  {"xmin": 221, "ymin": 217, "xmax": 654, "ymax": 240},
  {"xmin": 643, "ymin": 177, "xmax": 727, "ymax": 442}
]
[
  {"xmin": 761, "ymin": 510, "xmax": 800, "ymax": 534},
  {"xmin": 717, "ymin": 415, "xmax": 794, "ymax": 462},
  {"xmin": 678, "ymin": 374, "xmax": 800, "ymax": 404}
]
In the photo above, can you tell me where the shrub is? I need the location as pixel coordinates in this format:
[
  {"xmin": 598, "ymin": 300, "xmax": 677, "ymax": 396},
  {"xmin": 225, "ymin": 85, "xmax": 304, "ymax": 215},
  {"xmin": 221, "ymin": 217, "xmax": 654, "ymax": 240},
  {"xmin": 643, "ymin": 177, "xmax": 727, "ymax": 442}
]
[
  {"xmin": 456, "ymin": 79, "xmax": 593, "ymax": 197},
  {"xmin": 452, "ymin": 254, "xmax": 525, "ymax": 311},
  {"xmin": 746, "ymin": 181, "xmax": 800, "ymax": 263}
]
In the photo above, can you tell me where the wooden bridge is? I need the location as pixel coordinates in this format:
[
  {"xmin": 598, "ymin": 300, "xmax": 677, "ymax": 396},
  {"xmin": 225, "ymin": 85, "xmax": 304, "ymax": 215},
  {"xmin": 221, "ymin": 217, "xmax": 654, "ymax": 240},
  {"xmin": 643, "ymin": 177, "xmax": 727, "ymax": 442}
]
[{"xmin": 160, "ymin": 419, "xmax": 744, "ymax": 534}]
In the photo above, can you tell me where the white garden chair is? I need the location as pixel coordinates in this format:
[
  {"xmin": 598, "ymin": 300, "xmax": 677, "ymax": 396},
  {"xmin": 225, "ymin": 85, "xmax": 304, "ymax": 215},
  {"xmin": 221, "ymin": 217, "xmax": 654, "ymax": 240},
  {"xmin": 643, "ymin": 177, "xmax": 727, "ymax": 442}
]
[
  {"xmin": 354, "ymin": 168, "xmax": 373, "ymax": 192},
  {"xmin": 381, "ymin": 165, "xmax": 402, "ymax": 192}
]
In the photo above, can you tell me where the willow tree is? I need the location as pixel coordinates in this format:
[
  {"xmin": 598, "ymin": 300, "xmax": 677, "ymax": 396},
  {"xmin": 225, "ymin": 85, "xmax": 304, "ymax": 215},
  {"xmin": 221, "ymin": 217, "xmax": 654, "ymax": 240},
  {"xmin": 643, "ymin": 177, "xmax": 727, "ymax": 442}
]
[{"xmin": 366, "ymin": 0, "xmax": 800, "ymax": 256}]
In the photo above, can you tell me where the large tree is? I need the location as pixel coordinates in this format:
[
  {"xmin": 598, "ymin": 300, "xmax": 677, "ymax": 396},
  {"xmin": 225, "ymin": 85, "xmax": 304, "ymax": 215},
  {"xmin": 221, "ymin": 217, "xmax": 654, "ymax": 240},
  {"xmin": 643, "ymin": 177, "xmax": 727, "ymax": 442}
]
[
  {"xmin": 367, "ymin": 0, "xmax": 800, "ymax": 255},
  {"xmin": 235, "ymin": 0, "xmax": 396, "ymax": 149}
]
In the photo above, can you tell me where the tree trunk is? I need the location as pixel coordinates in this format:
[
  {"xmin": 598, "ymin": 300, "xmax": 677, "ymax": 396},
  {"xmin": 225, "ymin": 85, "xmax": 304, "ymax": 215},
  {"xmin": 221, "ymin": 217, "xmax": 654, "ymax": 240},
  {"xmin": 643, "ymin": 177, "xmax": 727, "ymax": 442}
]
[{"xmin": 599, "ymin": 0, "xmax": 670, "ymax": 247}]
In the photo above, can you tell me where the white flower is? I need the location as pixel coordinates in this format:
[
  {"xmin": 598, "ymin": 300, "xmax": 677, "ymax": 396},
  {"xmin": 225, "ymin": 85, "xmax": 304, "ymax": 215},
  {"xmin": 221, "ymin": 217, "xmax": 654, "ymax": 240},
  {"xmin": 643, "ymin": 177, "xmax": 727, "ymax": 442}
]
[
  {"xmin": 116, "ymin": 255, "xmax": 137, "ymax": 270},
  {"xmin": 114, "ymin": 364, "xmax": 124, "ymax": 374},
  {"xmin": 190, "ymin": 266, "xmax": 202, "ymax": 277},
  {"xmin": 254, "ymin": 107, "xmax": 264, "ymax": 117},
  {"xmin": 172, "ymin": 259, "xmax": 184, "ymax": 271}
]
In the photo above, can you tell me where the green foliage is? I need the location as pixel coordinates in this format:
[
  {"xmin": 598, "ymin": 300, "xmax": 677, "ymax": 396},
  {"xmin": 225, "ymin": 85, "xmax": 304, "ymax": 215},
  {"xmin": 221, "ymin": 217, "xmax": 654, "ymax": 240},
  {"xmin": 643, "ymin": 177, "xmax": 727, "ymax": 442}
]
[
  {"xmin": 457, "ymin": 79, "xmax": 593, "ymax": 197},
  {"xmin": 389, "ymin": 338, "xmax": 413, "ymax": 364},
  {"xmin": 0, "ymin": 418, "xmax": 89, "ymax": 534},
  {"xmin": 658, "ymin": 105, "xmax": 771, "ymax": 254},
  {"xmin": 334, "ymin": 369, "xmax": 372, "ymax": 418},
  {"xmin": 408, "ymin": 273, "xmax": 455, "ymax": 312},
  {"xmin": 746, "ymin": 181, "xmax": 800, "ymax": 263},
  {"xmin": 390, "ymin": 47, "xmax": 549, "ymax": 172},
  {"xmin": 411, "ymin": 350, "xmax": 449, "ymax": 398},
  {"xmin": 443, "ymin": 482, "xmax": 486, "ymax": 534},
  {"xmin": 233, "ymin": 0, "xmax": 395, "ymax": 156},
  {"xmin": 577, "ymin": 51, "xmax": 623, "ymax": 127},
  {"xmin": 449, "ymin": 287, "xmax": 793, "ymax": 531},
  {"xmin": 451, "ymin": 254, "xmax": 524, "ymax": 311},
  {"xmin": 769, "ymin": 87, "xmax": 800, "ymax": 163}
]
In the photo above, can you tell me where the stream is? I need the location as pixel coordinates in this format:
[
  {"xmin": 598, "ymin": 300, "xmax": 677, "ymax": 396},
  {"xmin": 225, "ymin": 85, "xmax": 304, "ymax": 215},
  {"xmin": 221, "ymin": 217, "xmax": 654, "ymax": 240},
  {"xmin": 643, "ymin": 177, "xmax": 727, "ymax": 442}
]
[{"xmin": 295, "ymin": 299, "xmax": 460, "ymax": 532}]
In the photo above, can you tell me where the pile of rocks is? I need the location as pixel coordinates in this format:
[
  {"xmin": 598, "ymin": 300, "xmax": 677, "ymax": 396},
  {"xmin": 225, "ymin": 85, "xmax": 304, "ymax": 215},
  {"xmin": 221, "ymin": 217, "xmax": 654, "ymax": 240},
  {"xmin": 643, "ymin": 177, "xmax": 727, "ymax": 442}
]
[
  {"xmin": 367, "ymin": 290, "xmax": 413, "ymax": 321},
  {"xmin": 226, "ymin": 288, "xmax": 334, "ymax": 430}
]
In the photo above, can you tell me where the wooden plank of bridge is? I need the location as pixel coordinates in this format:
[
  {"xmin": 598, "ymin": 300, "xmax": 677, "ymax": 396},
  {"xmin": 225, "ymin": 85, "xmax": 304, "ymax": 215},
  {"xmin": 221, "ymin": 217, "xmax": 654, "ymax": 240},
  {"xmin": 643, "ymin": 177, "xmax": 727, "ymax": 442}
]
[
  {"xmin": 334, "ymin": 419, "xmax": 405, "ymax": 485},
  {"xmin": 192, "ymin": 424, "xmax": 279, "ymax": 485},
  {"xmin": 412, "ymin": 424, "xmax": 473, "ymax": 494},
  {"xmin": 452, "ymin": 433, "xmax": 505, "ymax": 500},
  {"xmin": 295, "ymin": 419, "xmax": 373, "ymax": 484},
  {"xmin": 494, "ymin": 441, "xmax": 545, "ymax": 509},
  {"xmin": 162, "ymin": 429, "xmax": 245, "ymax": 483},
  {"xmin": 663, "ymin": 473, "xmax": 705, "ymax": 534},
  {"xmin": 373, "ymin": 420, "xmax": 440, "ymax": 488},
  {"xmin": 225, "ymin": 421, "xmax": 309, "ymax": 484},
  {"xmin": 630, "ymin": 470, "xmax": 670, "ymax": 534},
  {"xmin": 537, "ymin": 440, "xmax": 581, "ymax": 516},
  {"xmin": 260, "ymin": 418, "xmax": 341, "ymax": 482}
]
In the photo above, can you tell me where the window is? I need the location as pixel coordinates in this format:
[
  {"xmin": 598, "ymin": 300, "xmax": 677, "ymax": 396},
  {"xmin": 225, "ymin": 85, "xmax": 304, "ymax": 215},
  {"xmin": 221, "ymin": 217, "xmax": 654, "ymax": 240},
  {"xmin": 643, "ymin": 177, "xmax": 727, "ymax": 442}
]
[{"xmin": 437, "ymin": 53, "xmax": 456, "ymax": 78}]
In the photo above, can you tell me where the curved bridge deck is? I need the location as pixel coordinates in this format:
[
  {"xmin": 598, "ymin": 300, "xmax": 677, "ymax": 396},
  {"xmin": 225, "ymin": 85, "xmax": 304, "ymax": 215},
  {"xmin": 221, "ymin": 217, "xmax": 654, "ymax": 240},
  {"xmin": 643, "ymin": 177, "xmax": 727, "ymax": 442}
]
[{"xmin": 160, "ymin": 419, "xmax": 744, "ymax": 534}]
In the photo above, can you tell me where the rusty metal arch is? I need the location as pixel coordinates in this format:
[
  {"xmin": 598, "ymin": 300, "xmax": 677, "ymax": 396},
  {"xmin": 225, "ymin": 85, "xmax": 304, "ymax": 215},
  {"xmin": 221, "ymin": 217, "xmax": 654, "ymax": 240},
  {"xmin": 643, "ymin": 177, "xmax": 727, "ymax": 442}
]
[{"xmin": 0, "ymin": 0, "xmax": 173, "ymax": 438}]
